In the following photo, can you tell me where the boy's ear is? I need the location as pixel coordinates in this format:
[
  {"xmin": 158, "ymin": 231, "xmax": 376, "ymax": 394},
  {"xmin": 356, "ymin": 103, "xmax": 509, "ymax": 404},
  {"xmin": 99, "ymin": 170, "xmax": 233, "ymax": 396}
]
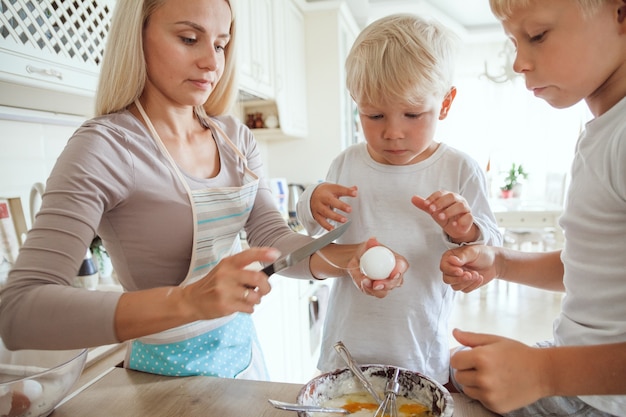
[
  {"xmin": 619, "ymin": 0, "xmax": 626, "ymax": 24},
  {"xmin": 439, "ymin": 87, "xmax": 457, "ymax": 120}
]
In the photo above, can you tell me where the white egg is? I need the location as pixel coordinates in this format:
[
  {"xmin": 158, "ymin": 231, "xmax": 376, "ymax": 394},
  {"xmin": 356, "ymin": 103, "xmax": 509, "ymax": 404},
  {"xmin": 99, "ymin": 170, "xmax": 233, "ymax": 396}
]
[
  {"xmin": 21, "ymin": 379, "xmax": 43, "ymax": 401},
  {"xmin": 359, "ymin": 246, "xmax": 396, "ymax": 280}
]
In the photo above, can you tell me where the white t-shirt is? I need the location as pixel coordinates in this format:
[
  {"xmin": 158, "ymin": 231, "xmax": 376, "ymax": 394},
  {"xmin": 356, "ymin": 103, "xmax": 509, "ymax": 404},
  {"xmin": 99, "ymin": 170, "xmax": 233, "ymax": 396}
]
[
  {"xmin": 555, "ymin": 96, "xmax": 626, "ymax": 415},
  {"xmin": 297, "ymin": 142, "xmax": 502, "ymax": 383}
]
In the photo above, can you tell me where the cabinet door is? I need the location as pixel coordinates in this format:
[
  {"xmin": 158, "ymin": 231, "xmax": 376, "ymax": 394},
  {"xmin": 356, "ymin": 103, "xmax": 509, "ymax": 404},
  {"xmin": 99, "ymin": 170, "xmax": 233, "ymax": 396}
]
[
  {"xmin": 236, "ymin": 0, "xmax": 274, "ymax": 99},
  {"xmin": 0, "ymin": 0, "xmax": 113, "ymax": 98},
  {"xmin": 273, "ymin": 0, "xmax": 308, "ymax": 138}
]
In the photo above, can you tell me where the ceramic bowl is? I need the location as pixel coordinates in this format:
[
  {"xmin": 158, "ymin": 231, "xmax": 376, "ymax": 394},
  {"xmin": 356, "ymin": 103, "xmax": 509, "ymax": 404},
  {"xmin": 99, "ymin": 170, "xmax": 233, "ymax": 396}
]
[
  {"xmin": 0, "ymin": 339, "xmax": 87, "ymax": 417},
  {"xmin": 297, "ymin": 364, "xmax": 453, "ymax": 416}
]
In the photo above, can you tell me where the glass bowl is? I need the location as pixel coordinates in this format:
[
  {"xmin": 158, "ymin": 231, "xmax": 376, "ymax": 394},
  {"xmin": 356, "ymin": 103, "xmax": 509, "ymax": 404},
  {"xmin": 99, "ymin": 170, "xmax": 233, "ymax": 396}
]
[
  {"xmin": 297, "ymin": 364, "xmax": 454, "ymax": 416},
  {"xmin": 0, "ymin": 339, "xmax": 87, "ymax": 417}
]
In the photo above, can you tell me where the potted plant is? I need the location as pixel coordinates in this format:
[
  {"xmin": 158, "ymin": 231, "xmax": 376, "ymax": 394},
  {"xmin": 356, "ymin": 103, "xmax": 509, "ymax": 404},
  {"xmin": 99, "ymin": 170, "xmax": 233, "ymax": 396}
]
[
  {"xmin": 500, "ymin": 163, "xmax": 529, "ymax": 198},
  {"xmin": 90, "ymin": 236, "xmax": 114, "ymax": 284}
]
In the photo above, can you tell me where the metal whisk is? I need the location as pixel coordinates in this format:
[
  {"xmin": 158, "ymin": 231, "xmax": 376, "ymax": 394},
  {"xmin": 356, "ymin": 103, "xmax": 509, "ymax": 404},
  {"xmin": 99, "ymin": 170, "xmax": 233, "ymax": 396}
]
[{"xmin": 374, "ymin": 367, "xmax": 401, "ymax": 417}]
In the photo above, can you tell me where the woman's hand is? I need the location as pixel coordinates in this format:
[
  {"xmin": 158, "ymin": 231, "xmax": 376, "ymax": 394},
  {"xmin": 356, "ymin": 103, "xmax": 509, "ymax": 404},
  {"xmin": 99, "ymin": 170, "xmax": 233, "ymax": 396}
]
[
  {"xmin": 440, "ymin": 245, "xmax": 497, "ymax": 292},
  {"xmin": 183, "ymin": 247, "xmax": 280, "ymax": 318},
  {"xmin": 412, "ymin": 191, "xmax": 479, "ymax": 243},
  {"xmin": 450, "ymin": 329, "xmax": 552, "ymax": 414},
  {"xmin": 347, "ymin": 237, "xmax": 408, "ymax": 298},
  {"xmin": 310, "ymin": 183, "xmax": 357, "ymax": 231}
]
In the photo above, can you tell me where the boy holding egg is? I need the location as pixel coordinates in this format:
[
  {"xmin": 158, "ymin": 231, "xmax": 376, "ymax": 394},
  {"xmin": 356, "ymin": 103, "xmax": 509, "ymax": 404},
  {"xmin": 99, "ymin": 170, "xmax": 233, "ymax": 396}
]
[{"xmin": 296, "ymin": 14, "xmax": 502, "ymax": 386}]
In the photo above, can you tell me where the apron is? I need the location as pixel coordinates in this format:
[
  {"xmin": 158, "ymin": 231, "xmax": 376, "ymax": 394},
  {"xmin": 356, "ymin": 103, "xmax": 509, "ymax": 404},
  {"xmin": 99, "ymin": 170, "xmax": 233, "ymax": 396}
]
[{"xmin": 125, "ymin": 101, "xmax": 267, "ymax": 380}]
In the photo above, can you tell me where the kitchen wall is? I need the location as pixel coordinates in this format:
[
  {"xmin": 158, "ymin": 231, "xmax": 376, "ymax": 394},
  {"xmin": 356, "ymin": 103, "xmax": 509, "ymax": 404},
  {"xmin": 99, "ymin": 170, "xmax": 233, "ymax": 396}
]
[
  {"xmin": 0, "ymin": 9, "xmax": 592, "ymax": 222},
  {"xmin": 0, "ymin": 106, "xmax": 86, "ymax": 226},
  {"xmin": 264, "ymin": 38, "xmax": 592, "ymax": 200}
]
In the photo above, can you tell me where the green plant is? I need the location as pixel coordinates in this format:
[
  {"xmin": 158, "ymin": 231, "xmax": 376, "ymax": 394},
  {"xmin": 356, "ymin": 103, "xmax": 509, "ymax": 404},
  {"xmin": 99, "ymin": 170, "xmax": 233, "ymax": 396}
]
[
  {"xmin": 89, "ymin": 236, "xmax": 107, "ymax": 258},
  {"xmin": 501, "ymin": 163, "xmax": 529, "ymax": 191}
]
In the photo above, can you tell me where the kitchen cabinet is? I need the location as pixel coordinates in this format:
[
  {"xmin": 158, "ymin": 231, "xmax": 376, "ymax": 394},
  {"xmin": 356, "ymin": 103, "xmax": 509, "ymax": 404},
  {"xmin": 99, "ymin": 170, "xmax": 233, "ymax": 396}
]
[
  {"xmin": 237, "ymin": 0, "xmax": 308, "ymax": 140},
  {"xmin": 263, "ymin": 2, "xmax": 359, "ymax": 184},
  {"xmin": 252, "ymin": 274, "xmax": 326, "ymax": 384},
  {"xmin": 272, "ymin": 0, "xmax": 308, "ymax": 138},
  {"xmin": 0, "ymin": 0, "xmax": 114, "ymax": 115},
  {"xmin": 236, "ymin": 0, "xmax": 275, "ymax": 99}
]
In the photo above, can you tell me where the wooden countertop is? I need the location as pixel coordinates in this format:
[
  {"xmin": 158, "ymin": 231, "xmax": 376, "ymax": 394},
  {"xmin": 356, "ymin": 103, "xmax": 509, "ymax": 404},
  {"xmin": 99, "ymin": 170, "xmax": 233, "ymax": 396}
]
[{"xmin": 52, "ymin": 368, "xmax": 499, "ymax": 417}]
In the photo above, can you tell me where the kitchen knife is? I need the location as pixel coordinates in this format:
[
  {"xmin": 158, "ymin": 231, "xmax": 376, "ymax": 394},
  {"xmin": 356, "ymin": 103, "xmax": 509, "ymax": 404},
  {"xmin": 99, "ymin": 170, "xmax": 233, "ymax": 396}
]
[{"xmin": 261, "ymin": 221, "xmax": 351, "ymax": 276}]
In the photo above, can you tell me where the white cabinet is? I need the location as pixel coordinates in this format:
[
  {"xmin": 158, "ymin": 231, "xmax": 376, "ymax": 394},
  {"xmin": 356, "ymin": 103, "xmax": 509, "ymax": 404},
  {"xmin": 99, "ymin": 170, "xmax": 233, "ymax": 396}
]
[
  {"xmin": 236, "ymin": 0, "xmax": 275, "ymax": 99},
  {"xmin": 237, "ymin": 0, "xmax": 308, "ymax": 140},
  {"xmin": 263, "ymin": 2, "xmax": 359, "ymax": 184},
  {"xmin": 272, "ymin": 0, "xmax": 308, "ymax": 138},
  {"xmin": 0, "ymin": 0, "xmax": 114, "ymax": 115},
  {"xmin": 252, "ymin": 275, "xmax": 329, "ymax": 384}
]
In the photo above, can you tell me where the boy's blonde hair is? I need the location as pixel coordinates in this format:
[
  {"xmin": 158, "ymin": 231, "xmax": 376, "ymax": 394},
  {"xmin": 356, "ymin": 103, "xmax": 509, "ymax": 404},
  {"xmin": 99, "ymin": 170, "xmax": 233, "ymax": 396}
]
[
  {"xmin": 95, "ymin": 0, "xmax": 237, "ymax": 118},
  {"xmin": 489, "ymin": 0, "xmax": 606, "ymax": 20},
  {"xmin": 345, "ymin": 13, "xmax": 458, "ymax": 107}
]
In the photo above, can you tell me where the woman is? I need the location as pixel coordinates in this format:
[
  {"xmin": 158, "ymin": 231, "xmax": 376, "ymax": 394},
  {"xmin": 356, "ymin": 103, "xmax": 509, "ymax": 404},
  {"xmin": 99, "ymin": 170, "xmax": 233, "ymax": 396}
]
[{"xmin": 0, "ymin": 0, "xmax": 406, "ymax": 379}]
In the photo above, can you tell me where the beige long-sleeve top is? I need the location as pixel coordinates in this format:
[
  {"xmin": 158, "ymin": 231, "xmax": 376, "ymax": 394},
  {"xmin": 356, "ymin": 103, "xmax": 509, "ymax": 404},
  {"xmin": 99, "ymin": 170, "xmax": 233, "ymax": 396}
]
[{"xmin": 0, "ymin": 110, "xmax": 311, "ymax": 350}]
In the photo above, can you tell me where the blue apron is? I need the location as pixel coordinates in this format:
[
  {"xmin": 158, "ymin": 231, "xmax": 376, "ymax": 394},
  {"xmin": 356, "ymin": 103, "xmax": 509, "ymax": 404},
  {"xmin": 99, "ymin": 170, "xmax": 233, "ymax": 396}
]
[{"xmin": 126, "ymin": 101, "xmax": 267, "ymax": 379}]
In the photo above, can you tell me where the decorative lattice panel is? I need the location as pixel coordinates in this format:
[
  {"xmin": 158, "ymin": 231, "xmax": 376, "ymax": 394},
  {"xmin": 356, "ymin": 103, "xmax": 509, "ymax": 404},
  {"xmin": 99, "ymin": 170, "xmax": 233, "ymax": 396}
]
[{"xmin": 0, "ymin": 0, "xmax": 112, "ymax": 67}]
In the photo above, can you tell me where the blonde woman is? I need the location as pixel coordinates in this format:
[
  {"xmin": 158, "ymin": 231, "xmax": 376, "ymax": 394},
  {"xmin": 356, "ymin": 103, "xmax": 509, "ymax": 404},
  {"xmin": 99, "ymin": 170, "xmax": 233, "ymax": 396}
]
[{"xmin": 0, "ymin": 0, "xmax": 407, "ymax": 379}]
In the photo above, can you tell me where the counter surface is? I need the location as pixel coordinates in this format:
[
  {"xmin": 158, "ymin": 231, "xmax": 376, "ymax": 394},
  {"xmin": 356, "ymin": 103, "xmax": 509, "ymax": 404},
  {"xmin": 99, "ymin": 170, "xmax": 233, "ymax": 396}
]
[{"xmin": 52, "ymin": 368, "xmax": 499, "ymax": 416}]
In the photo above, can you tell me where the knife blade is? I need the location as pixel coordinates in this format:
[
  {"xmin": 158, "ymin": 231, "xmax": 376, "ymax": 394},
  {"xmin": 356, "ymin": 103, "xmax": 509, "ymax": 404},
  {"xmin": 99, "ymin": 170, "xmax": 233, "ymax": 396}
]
[{"xmin": 261, "ymin": 221, "xmax": 351, "ymax": 276}]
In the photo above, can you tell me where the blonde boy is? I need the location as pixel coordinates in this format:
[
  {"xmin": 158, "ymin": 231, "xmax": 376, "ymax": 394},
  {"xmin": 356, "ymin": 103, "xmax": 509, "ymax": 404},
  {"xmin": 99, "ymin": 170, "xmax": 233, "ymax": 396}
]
[{"xmin": 297, "ymin": 14, "xmax": 501, "ymax": 384}]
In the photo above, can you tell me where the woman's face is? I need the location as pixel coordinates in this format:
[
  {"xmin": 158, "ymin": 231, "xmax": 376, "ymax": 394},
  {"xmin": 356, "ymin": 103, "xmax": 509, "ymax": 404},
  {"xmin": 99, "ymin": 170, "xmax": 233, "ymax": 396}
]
[{"xmin": 142, "ymin": 0, "xmax": 231, "ymax": 107}]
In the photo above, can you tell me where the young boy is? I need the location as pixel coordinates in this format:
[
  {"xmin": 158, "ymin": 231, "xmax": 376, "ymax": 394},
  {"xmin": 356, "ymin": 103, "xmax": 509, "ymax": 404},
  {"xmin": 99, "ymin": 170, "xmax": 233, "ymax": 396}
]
[
  {"xmin": 441, "ymin": 0, "xmax": 626, "ymax": 415},
  {"xmin": 296, "ymin": 14, "xmax": 502, "ymax": 386}
]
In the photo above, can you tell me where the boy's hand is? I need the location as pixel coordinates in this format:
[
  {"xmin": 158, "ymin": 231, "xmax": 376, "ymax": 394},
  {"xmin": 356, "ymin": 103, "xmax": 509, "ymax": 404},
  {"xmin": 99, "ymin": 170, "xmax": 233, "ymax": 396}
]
[
  {"xmin": 412, "ymin": 191, "xmax": 479, "ymax": 243},
  {"xmin": 450, "ymin": 329, "xmax": 552, "ymax": 414},
  {"xmin": 311, "ymin": 183, "xmax": 358, "ymax": 231},
  {"xmin": 440, "ymin": 245, "xmax": 496, "ymax": 292}
]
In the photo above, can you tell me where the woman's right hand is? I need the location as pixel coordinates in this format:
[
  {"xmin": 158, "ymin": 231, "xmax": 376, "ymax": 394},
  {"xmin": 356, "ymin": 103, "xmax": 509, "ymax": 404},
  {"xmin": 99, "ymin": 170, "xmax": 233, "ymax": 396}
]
[
  {"xmin": 440, "ymin": 245, "xmax": 498, "ymax": 293},
  {"xmin": 184, "ymin": 247, "xmax": 280, "ymax": 318},
  {"xmin": 310, "ymin": 183, "xmax": 357, "ymax": 231}
]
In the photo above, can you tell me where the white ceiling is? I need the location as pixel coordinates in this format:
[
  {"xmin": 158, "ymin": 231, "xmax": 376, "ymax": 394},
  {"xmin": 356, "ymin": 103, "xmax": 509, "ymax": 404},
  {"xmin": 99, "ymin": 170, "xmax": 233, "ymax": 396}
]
[{"xmin": 343, "ymin": 0, "xmax": 504, "ymax": 42}]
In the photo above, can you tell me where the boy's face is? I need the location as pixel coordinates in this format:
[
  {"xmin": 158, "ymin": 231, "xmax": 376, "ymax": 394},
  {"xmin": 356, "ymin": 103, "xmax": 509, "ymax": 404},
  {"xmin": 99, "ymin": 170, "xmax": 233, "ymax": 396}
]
[
  {"xmin": 501, "ymin": 0, "xmax": 625, "ymax": 114},
  {"xmin": 358, "ymin": 90, "xmax": 455, "ymax": 166}
]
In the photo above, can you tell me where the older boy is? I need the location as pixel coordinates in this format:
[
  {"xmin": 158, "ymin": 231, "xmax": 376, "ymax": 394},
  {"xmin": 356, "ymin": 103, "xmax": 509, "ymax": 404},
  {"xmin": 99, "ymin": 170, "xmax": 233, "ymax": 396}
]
[{"xmin": 441, "ymin": 0, "xmax": 626, "ymax": 415}]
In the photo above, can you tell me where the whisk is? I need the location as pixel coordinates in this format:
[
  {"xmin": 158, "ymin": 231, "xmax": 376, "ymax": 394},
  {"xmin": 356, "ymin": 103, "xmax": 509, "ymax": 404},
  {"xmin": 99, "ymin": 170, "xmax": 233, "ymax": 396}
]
[{"xmin": 374, "ymin": 367, "xmax": 401, "ymax": 417}]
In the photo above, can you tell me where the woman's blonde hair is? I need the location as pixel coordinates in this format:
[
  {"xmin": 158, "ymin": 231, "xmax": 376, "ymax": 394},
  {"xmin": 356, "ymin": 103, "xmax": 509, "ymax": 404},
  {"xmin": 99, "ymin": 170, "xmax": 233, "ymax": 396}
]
[
  {"xmin": 489, "ymin": 0, "xmax": 606, "ymax": 20},
  {"xmin": 345, "ymin": 13, "xmax": 458, "ymax": 107},
  {"xmin": 95, "ymin": 0, "xmax": 237, "ymax": 118}
]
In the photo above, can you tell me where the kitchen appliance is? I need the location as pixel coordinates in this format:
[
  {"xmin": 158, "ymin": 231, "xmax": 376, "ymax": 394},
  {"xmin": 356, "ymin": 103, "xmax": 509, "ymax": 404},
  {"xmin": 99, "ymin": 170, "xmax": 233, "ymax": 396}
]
[
  {"xmin": 287, "ymin": 183, "xmax": 305, "ymax": 232},
  {"xmin": 269, "ymin": 178, "xmax": 288, "ymax": 220}
]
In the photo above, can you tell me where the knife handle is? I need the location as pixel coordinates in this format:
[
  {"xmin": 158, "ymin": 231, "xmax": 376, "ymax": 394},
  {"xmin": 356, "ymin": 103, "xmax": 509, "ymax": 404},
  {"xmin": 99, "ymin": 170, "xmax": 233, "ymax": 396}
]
[{"xmin": 261, "ymin": 264, "xmax": 275, "ymax": 276}]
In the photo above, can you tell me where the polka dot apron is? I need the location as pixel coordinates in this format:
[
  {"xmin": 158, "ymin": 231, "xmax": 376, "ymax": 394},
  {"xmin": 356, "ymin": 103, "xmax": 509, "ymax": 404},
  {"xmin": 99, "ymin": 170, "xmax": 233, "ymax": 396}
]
[{"xmin": 126, "ymin": 101, "xmax": 267, "ymax": 379}]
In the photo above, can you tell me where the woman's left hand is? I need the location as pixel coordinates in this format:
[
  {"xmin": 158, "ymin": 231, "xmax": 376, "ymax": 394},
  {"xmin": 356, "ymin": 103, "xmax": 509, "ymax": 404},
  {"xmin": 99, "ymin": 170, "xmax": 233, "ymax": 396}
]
[{"xmin": 348, "ymin": 238, "xmax": 408, "ymax": 298}]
